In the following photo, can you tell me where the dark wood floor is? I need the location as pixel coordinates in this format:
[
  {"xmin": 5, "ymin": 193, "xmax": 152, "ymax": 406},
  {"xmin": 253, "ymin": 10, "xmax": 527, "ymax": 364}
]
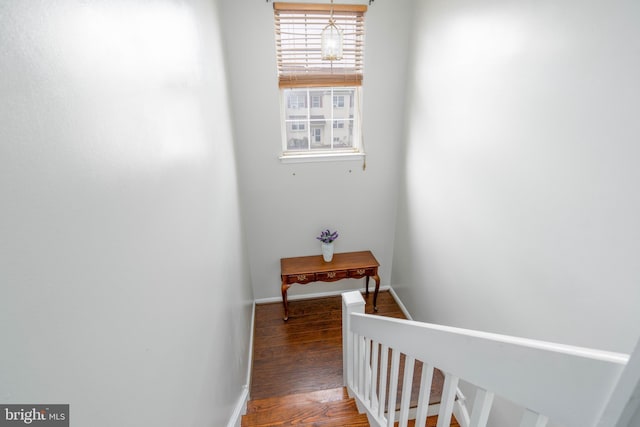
[{"xmin": 251, "ymin": 291, "xmax": 444, "ymax": 407}]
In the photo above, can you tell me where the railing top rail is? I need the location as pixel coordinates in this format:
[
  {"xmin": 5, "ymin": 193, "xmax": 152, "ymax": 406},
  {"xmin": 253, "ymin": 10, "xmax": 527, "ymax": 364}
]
[{"xmin": 351, "ymin": 312, "xmax": 629, "ymax": 364}]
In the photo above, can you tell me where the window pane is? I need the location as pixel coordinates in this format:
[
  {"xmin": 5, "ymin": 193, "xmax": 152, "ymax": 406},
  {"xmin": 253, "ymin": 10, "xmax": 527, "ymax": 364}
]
[
  {"xmin": 285, "ymin": 119, "xmax": 308, "ymax": 150},
  {"xmin": 332, "ymin": 119, "xmax": 353, "ymax": 148},
  {"xmin": 286, "ymin": 91, "xmax": 307, "ymax": 109},
  {"xmin": 332, "ymin": 88, "xmax": 354, "ymax": 148},
  {"xmin": 333, "ymin": 89, "xmax": 354, "ymax": 118},
  {"xmin": 309, "ymin": 121, "xmax": 327, "ymax": 150}
]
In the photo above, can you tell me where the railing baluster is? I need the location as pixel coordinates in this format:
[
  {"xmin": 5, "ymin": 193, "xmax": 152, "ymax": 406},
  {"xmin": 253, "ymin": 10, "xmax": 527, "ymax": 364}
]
[
  {"xmin": 364, "ymin": 337, "xmax": 372, "ymax": 404},
  {"xmin": 387, "ymin": 348, "xmax": 401, "ymax": 427},
  {"xmin": 415, "ymin": 363, "xmax": 434, "ymax": 427},
  {"xmin": 469, "ymin": 387, "xmax": 494, "ymax": 427},
  {"xmin": 436, "ymin": 373, "xmax": 459, "ymax": 427},
  {"xmin": 399, "ymin": 355, "xmax": 415, "ymax": 427},
  {"xmin": 352, "ymin": 332, "xmax": 359, "ymax": 392},
  {"xmin": 378, "ymin": 344, "xmax": 390, "ymax": 422},
  {"xmin": 359, "ymin": 335, "xmax": 366, "ymax": 394},
  {"xmin": 520, "ymin": 409, "xmax": 549, "ymax": 427},
  {"xmin": 370, "ymin": 340, "xmax": 380, "ymax": 412}
]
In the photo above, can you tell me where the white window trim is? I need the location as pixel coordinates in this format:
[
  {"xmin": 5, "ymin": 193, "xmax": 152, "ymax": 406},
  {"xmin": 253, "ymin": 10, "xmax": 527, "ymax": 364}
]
[
  {"xmin": 278, "ymin": 151, "xmax": 366, "ymax": 164},
  {"xmin": 274, "ymin": 3, "xmax": 367, "ymax": 164}
]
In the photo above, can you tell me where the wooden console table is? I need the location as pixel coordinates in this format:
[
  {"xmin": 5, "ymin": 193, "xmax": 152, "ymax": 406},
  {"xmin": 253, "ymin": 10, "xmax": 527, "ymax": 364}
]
[{"xmin": 280, "ymin": 250, "xmax": 380, "ymax": 321}]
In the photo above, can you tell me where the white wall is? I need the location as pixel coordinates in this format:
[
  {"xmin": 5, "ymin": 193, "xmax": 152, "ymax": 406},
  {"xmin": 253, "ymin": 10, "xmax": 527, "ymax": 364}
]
[
  {"xmin": 392, "ymin": 0, "xmax": 640, "ymax": 424},
  {"xmin": 0, "ymin": 1, "xmax": 253, "ymax": 426},
  {"xmin": 631, "ymin": 405, "xmax": 640, "ymax": 427},
  {"xmin": 218, "ymin": 0, "xmax": 413, "ymax": 301}
]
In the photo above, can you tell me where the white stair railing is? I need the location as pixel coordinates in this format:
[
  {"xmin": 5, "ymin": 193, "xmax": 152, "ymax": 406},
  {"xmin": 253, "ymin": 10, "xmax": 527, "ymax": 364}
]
[{"xmin": 342, "ymin": 291, "xmax": 633, "ymax": 427}]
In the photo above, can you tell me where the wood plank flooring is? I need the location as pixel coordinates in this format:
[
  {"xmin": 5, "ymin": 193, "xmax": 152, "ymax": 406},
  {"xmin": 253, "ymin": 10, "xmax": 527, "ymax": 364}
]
[
  {"xmin": 248, "ymin": 290, "xmax": 458, "ymax": 426},
  {"xmin": 251, "ymin": 291, "xmax": 444, "ymax": 403},
  {"xmin": 251, "ymin": 291, "xmax": 405, "ymax": 399},
  {"xmin": 243, "ymin": 387, "xmax": 370, "ymax": 427}
]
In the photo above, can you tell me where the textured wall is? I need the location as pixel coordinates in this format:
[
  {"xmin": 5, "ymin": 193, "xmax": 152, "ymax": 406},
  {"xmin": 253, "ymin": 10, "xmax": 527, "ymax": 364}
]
[
  {"xmin": 0, "ymin": 1, "xmax": 253, "ymax": 426},
  {"xmin": 393, "ymin": 0, "xmax": 640, "ymax": 425}
]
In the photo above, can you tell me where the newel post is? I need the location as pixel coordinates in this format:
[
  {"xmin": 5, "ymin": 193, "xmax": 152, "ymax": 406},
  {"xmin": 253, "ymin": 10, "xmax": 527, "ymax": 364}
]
[{"xmin": 342, "ymin": 291, "xmax": 365, "ymax": 390}]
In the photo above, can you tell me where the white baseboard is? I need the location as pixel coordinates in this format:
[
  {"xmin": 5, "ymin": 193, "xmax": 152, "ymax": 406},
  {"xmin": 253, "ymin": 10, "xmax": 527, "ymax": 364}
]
[
  {"xmin": 227, "ymin": 301, "xmax": 256, "ymax": 427},
  {"xmin": 255, "ymin": 285, "xmax": 391, "ymax": 305},
  {"xmin": 226, "ymin": 385, "xmax": 249, "ymax": 427},
  {"xmin": 388, "ymin": 287, "xmax": 413, "ymax": 320},
  {"xmin": 246, "ymin": 300, "xmax": 256, "ymax": 395}
]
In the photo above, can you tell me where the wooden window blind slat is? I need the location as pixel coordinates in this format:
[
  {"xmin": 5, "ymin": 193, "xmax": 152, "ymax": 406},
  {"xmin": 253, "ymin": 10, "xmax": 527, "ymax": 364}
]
[{"xmin": 274, "ymin": 2, "xmax": 367, "ymax": 89}]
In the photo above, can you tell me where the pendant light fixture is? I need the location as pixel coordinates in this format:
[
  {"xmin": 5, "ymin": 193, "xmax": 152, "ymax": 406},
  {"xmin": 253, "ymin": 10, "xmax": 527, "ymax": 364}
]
[{"xmin": 321, "ymin": 0, "xmax": 343, "ymax": 61}]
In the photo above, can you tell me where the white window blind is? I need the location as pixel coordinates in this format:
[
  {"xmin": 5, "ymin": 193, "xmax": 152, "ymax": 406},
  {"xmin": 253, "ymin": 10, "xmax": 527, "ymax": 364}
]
[{"xmin": 274, "ymin": 2, "xmax": 367, "ymax": 88}]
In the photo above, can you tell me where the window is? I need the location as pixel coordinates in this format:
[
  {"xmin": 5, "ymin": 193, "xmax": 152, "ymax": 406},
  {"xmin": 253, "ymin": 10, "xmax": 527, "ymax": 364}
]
[
  {"xmin": 274, "ymin": 2, "xmax": 367, "ymax": 160},
  {"xmin": 287, "ymin": 94, "xmax": 306, "ymax": 109},
  {"xmin": 311, "ymin": 94, "xmax": 322, "ymax": 108}
]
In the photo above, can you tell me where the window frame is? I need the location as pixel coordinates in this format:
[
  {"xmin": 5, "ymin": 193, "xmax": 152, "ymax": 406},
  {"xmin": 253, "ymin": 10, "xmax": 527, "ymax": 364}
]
[
  {"xmin": 274, "ymin": 2, "xmax": 367, "ymax": 163},
  {"xmin": 279, "ymin": 86, "xmax": 363, "ymax": 162}
]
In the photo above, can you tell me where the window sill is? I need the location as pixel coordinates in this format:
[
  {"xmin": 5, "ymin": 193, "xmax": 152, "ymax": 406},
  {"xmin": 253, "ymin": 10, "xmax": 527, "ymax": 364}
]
[{"xmin": 279, "ymin": 152, "xmax": 366, "ymax": 164}]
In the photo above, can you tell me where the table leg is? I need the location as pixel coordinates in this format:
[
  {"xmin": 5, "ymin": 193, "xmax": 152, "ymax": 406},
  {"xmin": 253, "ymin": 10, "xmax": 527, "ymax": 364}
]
[
  {"xmin": 373, "ymin": 273, "xmax": 380, "ymax": 312},
  {"xmin": 281, "ymin": 279, "xmax": 291, "ymax": 321},
  {"xmin": 365, "ymin": 276, "xmax": 370, "ymax": 296}
]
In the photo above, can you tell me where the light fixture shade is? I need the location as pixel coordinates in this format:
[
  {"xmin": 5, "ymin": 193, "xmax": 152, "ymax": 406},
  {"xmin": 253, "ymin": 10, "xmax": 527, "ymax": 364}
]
[{"xmin": 321, "ymin": 21, "xmax": 343, "ymax": 61}]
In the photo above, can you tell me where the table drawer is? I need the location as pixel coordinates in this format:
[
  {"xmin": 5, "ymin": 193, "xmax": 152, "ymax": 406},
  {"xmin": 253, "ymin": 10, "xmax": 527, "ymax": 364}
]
[
  {"xmin": 316, "ymin": 270, "xmax": 349, "ymax": 281},
  {"xmin": 286, "ymin": 273, "xmax": 316, "ymax": 284},
  {"xmin": 348, "ymin": 268, "xmax": 376, "ymax": 278}
]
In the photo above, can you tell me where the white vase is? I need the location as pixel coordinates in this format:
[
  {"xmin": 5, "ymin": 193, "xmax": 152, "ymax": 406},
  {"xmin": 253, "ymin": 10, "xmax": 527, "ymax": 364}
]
[{"xmin": 321, "ymin": 242, "xmax": 334, "ymax": 262}]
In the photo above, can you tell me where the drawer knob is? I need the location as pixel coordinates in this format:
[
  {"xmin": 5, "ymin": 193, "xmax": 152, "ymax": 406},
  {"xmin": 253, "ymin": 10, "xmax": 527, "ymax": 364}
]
[
  {"xmin": 327, "ymin": 272, "xmax": 336, "ymax": 278},
  {"xmin": 297, "ymin": 274, "xmax": 307, "ymax": 281},
  {"xmin": 357, "ymin": 269, "xmax": 366, "ymax": 275}
]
